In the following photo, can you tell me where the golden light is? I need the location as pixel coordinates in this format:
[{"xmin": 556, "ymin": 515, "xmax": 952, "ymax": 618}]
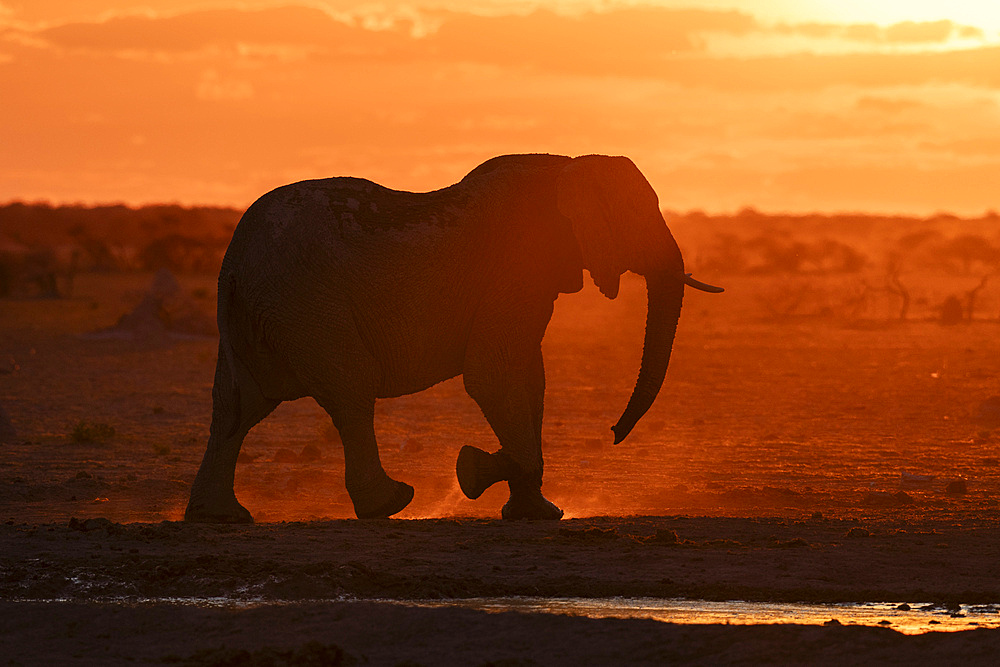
[{"xmin": 805, "ymin": 0, "xmax": 1000, "ymax": 29}]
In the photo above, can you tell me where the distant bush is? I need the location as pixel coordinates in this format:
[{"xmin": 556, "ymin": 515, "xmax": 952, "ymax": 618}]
[
  {"xmin": 139, "ymin": 234, "xmax": 227, "ymax": 273},
  {"xmin": 699, "ymin": 233, "xmax": 868, "ymax": 275},
  {"xmin": 71, "ymin": 421, "xmax": 116, "ymax": 443}
]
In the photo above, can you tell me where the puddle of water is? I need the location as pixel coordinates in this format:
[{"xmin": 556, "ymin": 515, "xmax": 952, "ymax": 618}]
[
  {"xmin": 15, "ymin": 596, "xmax": 999, "ymax": 634},
  {"xmin": 401, "ymin": 597, "xmax": 1000, "ymax": 635}
]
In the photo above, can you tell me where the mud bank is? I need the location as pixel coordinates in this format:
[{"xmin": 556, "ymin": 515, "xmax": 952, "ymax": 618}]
[
  {"xmin": 7, "ymin": 599, "xmax": 1000, "ymax": 666},
  {"xmin": 3, "ymin": 516, "xmax": 999, "ymax": 604}
]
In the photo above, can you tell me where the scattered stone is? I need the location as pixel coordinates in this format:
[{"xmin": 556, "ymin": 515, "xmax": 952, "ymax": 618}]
[{"xmin": 946, "ymin": 480, "xmax": 968, "ymax": 495}]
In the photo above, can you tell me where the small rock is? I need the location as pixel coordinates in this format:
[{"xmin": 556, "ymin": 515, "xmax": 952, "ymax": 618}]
[
  {"xmin": 68, "ymin": 517, "xmax": 114, "ymax": 532},
  {"xmin": 647, "ymin": 528, "xmax": 679, "ymax": 544},
  {"xmin": 946, "ymin": 480, "xmax": 968, "ymax": 495},
  {"xmin": 846, "ymin": 527, "xmax": 871, "ymax": 538},
  {"xmin": 893, "ymin": 491, "xmax": 915, "ymax": 505},
  {"xmin": 824, "ymin": 619, "xmax": 842, "ymax": 626},
  {"xmin": 896, "ymin": 603, "xmax": 911, "ymax": 611}
]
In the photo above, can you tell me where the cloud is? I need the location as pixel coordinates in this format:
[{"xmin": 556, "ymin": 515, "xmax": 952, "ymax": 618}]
[
  {"xmin": 3, "ymin": 4, "xmax": 998, "ymax": 213},
  {"xmin": 37, "ymin": 5, "xmax": 363, "ymax": 54},
  {"xmin": 781, "ymin": 19, "xmax": 984, "ymax": 45},
  {"xmin": 22, "ymin": 6, "xmax": 1000, "ymax": 91},
  {"xmin": 884, "ymin": 20, "xmax": 957, "ymax": 43},
  {"xmin": 33, "ymin": 5, "xmax": 757, "ymax": 59}
]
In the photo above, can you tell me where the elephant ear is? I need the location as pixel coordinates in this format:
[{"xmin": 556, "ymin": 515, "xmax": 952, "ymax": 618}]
[{"xmin": 556, "ymin": 155, "xmax": 659, "ymax": 298}]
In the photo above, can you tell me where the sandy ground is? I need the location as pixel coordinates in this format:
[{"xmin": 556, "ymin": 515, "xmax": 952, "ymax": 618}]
[{"xmin": 3, "ymin": 270, "xmax": 1000, "ymax": 664}]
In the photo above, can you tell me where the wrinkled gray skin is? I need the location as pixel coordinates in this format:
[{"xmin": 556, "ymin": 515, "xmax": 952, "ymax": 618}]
[{"xmin": 185, "ymin": 154, "xmax": 718, "ymax": 523}]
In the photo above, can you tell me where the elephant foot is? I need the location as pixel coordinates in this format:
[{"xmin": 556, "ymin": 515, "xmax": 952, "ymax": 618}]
[
  {"xmin": 501, "ymin": 485, "xmax": 564, "ymax": 521},
  {"xmin": 184, "ymin": 493, "xmax": 254, "ymax": 524},
  {"xmin": 351, "ymin": 475, "xmax": 414, "ymax": 519},
  {"xmin": 456, "ymin": 445, "xmax": 509, "ymax": 500}
]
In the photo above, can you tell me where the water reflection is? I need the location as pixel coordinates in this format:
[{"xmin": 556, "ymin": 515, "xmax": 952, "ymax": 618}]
[
  {"xmin": 403, "ymin": 597, "xmax": 1000, "ymax": 635},
  {"xmin": 19, "ymin": 596, "xmax": 999, "ymax": 634}
]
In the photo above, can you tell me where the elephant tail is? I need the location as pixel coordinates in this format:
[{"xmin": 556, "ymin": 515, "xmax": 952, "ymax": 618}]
[{"xmin": 216, "ymin": 271, "xmax": 242, "ymax": 440}]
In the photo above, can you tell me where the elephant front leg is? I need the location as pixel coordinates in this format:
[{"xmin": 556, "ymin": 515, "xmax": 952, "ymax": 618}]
[{"xmin": 462, "ymin": 339, "xmax": 563, "ymax": 520}]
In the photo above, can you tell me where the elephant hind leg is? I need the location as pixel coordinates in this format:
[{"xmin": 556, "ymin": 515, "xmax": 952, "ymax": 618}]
[
  {"xmin": 185, "ymin": 351, "xmax": 279, "ymax": 523},
  {"xmin": 318, "ymin": 399, "xmax": 413, "ymax": 519}
]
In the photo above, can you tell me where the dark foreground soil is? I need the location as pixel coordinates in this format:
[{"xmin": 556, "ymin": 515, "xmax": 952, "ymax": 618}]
[
  {"xmin": 7, "ymin": 597, "xmax": 1000, "ymax": 666},
  {"xmin": 3, "ymin": 270, "xmax": 1000, "ymax": 664},
  {"xmin": 4, "ymin": 515, "xmax": 1000, "ymax": 665}
]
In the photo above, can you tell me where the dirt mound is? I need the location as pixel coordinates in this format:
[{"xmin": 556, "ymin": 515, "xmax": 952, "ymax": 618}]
[{"xmin": 90, "ymin": 268, "xmax": 215, "ymax": 341}]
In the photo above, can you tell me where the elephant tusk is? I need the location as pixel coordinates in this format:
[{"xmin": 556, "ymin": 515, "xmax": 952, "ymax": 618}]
[{"xmin": 681, "ymin": 273, "xmax": 724, "ymax": 293}]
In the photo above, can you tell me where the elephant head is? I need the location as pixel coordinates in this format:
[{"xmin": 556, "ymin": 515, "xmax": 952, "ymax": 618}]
[{"xmin": 556, "ymin": 155, "xmax": 722, "ymax": 443}]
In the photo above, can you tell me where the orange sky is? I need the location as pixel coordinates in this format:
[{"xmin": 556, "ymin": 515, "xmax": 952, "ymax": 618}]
[{"xmin": 2, "ymin": 1, "xmax": 999, "ymax": 214}]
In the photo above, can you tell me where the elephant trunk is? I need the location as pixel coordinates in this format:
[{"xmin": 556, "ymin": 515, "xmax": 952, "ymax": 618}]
[{"xmin": 610, "ymin": 271, "xmax": 684, "ymax": 444}]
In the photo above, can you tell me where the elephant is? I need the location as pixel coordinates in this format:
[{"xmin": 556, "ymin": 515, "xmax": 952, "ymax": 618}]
[{"xmin": 184, "ymin": 153, "xmax": 722, "ymax": 523}]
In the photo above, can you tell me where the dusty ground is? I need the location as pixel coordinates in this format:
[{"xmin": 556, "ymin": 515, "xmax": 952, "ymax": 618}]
[{"xmin": 2, "ymin": 268, "xmax": 1000, "ymax": 664}]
